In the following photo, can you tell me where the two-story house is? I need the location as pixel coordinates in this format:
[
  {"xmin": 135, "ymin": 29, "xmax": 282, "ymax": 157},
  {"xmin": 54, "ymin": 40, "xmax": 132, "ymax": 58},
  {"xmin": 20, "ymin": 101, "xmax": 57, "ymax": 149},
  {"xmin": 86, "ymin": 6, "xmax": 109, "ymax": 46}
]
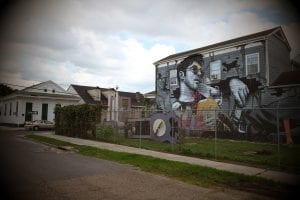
[
  {"xmin": 67, "ymin": 84, "xmax": 144, "ymax": 123},
  {"xmin": 153, "ymin": 26, "xmax": 300, "ymax": 141}
]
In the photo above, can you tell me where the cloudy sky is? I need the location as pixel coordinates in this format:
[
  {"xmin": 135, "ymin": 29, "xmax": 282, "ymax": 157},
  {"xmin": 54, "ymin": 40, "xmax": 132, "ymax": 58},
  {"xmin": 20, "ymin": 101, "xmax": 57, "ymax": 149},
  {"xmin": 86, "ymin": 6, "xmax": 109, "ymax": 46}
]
[{"xmin": 0, "ymin": 0, "xmax": 299, "ymax": 93}]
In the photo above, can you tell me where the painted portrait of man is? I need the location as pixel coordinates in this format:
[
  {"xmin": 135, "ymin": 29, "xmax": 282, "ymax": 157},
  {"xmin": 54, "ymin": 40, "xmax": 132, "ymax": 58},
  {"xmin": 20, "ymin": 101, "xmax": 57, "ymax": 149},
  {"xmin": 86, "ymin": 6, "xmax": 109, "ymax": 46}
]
[
  {"xmin": 171, "ymin": 54, "xmax": 220, "ymax": 131},
  {"xmin": 171, "ymin": 54, "xmax": 250, "ymax": 132}
]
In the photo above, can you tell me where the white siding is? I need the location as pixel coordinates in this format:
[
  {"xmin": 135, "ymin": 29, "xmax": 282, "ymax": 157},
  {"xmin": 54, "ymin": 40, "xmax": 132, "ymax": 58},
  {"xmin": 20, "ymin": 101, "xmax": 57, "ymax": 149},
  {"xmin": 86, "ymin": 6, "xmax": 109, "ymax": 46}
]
[
  {"xmin": 0, "ymin": 96, "xmax": 79, "ymax": 125},
  {"xmin": 0, "ymin": 81, "xmax": 80, "ymax": 126}
]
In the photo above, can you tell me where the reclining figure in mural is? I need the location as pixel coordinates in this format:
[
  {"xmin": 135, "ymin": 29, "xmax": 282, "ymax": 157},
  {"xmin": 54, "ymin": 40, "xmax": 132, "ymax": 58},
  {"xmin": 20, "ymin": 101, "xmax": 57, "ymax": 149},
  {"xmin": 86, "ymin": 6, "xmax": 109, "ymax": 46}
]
[{"xmin": 172, "ymin": 54, "xmax": 249, "ymax": 131}]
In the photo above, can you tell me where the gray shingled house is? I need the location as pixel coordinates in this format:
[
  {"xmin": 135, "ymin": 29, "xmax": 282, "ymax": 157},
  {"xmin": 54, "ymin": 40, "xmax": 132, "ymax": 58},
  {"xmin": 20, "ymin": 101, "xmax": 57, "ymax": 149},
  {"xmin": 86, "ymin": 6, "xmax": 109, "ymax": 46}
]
[{"xmin": 153, "ymin": 26, "xmax": 300, "ymax": 143}]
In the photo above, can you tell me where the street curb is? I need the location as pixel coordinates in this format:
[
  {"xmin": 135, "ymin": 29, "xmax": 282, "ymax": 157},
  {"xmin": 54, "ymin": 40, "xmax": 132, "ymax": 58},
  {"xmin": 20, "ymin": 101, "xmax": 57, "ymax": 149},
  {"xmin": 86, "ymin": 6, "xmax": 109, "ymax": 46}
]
[{"xmin": 34, "ymin": 132, "xmax": 300, "ymax": 186}]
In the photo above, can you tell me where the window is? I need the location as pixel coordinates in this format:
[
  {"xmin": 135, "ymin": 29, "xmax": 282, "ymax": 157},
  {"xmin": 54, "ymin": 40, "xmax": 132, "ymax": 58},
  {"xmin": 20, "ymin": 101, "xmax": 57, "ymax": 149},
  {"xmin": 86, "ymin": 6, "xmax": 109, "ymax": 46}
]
[
  {"xmin": 169, "ymin": 69, "xmax": 177, "ymax": 86},
  {"xmin": 122, "ymin": 98, "xmax": 129, "ymax": 110},
  {"xmin": 246, "ymin": 53, "xmax": 259, "ymax": 75},
  {"xmin": 210, "ymin": 60, "xmax": 221, "ymax": 80}
]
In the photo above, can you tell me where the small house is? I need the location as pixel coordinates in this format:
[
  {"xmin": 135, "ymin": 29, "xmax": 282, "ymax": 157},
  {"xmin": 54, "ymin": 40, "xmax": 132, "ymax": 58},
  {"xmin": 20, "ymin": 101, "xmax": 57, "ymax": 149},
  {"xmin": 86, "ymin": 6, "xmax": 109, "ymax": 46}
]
[{"xmin": 0, "ymin": 80, "xmax": 80, "ymax": 126}]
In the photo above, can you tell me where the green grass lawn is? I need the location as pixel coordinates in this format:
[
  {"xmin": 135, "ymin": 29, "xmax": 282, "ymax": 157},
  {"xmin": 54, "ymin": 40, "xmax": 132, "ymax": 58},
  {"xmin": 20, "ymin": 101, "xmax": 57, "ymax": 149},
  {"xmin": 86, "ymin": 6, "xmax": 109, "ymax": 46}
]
[
  {"xmin": 95, "ymin": 130, "xmax": 300, "ymax": 172},
  {"xmin": 26, "ymin": 134, "xmax": 295, "ymax": 199}
]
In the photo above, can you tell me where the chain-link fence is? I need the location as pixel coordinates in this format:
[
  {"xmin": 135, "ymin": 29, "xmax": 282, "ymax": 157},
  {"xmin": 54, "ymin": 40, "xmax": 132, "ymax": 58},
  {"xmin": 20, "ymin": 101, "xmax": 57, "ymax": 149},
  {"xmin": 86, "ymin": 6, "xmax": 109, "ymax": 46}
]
[
  {"xmin": 98, "ymin": 108, "xmax": 300, "ymax": 141},
  {"xmin": 56, "ymin": 107, "xmax": 300, "ymax": 172}
]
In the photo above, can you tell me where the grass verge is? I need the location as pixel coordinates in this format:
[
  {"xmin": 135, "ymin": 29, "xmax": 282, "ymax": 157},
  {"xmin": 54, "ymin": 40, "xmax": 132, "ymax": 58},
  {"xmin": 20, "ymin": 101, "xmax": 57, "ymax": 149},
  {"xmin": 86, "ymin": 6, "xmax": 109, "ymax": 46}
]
[
  {"xmin": 96, "ymin": 130, "xmax": 300, "ymax": 172},
  {"xmin": 27, "ymin": 134, "xmax": 296, "ymax": 199}
]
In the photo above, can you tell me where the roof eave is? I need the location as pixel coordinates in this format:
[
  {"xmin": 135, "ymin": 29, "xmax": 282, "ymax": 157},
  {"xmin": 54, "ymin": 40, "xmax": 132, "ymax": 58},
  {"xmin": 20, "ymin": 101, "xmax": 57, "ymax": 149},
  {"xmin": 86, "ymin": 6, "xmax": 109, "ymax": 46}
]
[
  {"xmin": 273, "ymin": 26, "xmax": 291, "ymax": 51},
  {"xmin": 153, "ymin": 36, "xmax": 268, "ymax": 65}
]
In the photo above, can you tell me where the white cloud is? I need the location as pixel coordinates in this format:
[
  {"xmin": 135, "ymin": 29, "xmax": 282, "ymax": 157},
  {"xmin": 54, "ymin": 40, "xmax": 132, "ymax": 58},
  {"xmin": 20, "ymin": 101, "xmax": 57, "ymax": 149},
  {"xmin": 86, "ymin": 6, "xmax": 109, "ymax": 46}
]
[
  {"xmin": 0, "ymin": 72, "xmax": 39, "ymax": 90},
  {"xmin": 67, "ymin": 28, "xmax": 175, "ymax": 92},
  {"xmin": 0, "ymin": 0, "xmax": 299, "ymax": 93}
]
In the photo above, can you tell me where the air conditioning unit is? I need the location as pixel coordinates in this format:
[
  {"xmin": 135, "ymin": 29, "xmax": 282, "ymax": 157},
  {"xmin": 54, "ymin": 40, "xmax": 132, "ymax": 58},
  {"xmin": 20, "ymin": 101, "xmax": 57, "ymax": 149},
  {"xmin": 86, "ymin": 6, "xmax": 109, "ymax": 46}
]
[{"xmin": 211, "ymin": 74, "xmax": 218, "ymax": 80}]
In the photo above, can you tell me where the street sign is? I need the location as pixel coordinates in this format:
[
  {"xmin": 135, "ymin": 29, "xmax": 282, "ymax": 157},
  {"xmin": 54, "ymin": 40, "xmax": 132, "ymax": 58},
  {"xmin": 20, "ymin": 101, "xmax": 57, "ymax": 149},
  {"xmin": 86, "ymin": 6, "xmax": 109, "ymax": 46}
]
[{"xmin": 28, "ymin": 111, "xmax": 38, "ymax": 115}]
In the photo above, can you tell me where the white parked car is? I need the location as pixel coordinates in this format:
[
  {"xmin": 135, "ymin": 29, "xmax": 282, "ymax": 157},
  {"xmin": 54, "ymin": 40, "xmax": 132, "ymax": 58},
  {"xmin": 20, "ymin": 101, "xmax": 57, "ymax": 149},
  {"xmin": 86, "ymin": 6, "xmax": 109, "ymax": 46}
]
[{"xmin": 24, "ymin": 120, "xmax": 55, "ymax": 131}]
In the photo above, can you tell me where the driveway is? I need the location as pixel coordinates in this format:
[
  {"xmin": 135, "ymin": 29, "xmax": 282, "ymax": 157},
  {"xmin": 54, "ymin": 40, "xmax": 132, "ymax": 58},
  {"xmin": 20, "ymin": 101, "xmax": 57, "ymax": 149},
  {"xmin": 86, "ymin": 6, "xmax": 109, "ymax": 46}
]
[{"xmin": 0, "ymin": 129, "xmax": 269, "ymax": 200}]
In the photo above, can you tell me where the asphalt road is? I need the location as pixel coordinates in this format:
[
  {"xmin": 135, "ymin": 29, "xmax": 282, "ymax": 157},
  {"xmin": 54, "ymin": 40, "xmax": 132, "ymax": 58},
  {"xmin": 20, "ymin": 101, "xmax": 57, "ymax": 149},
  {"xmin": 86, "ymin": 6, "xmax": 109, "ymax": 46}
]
[{"xmin": 0, "ymin": 129, "xmax": 269, "ymax": 200}]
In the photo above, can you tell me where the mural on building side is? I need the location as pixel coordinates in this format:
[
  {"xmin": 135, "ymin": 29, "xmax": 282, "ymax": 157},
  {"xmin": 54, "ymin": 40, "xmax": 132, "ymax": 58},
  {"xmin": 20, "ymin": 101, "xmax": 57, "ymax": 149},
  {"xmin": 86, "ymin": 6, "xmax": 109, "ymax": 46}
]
[{"xmin": 155, "ymin": 54, "xmax": 300, "ymax": 143}]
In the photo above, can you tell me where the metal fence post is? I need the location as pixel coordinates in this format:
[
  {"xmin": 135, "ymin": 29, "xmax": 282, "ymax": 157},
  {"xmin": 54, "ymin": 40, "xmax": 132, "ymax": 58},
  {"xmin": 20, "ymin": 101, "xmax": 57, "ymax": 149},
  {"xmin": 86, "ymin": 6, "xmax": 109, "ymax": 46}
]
[
  {"xmin": 276, "ymin": 106, "xmax": 281, "ymax": 167},
  {"xmin": 139, "ymin": 115, "xmax": 142, "ymax": 148},
  {"xmin": 171, "ymin": 110, "xmax": 174, "ymax": 152},
  {"xmin": 214, "ymin": 108, "xmax": 217, "ymax": 160}
]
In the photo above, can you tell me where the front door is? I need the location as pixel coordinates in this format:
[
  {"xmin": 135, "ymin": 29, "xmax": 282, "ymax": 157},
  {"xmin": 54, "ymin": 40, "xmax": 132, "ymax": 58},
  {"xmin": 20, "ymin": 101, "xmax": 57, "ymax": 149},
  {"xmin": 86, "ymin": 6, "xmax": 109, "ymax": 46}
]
[
  {"xmin": 25, "ymin": 102, "xmax": 32, "ymax": 121},
  {"xmin": 42, "ymin": 104, "xmax": 48, "ymax": 120}
]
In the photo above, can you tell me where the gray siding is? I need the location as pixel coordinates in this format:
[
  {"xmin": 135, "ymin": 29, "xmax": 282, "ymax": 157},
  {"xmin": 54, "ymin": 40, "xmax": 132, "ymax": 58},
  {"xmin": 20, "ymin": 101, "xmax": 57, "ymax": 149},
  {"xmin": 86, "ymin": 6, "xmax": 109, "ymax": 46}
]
[
  {"xmin": 156, "ymin": 42, "xmax": 270, "ymax": 110},
  {"xmin": 268, "ymin": 35, "xmax": 291, "ymax": 85},
  {"xmin": 201, "ymin": 44, "xmax": 266, "ymax": 85}
]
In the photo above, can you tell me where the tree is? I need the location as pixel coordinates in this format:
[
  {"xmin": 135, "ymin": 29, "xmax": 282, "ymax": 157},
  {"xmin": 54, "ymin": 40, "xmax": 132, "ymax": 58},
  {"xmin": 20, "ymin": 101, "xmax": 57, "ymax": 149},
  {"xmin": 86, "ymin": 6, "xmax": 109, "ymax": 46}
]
[{"xmin": 0, "ymin": 84, "xmax": 16, "ymax": 97}]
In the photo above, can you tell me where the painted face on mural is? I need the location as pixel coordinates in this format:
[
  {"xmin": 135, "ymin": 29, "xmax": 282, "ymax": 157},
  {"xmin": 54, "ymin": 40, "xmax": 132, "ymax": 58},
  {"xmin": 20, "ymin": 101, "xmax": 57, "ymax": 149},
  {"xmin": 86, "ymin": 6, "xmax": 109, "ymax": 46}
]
[{"xmin": 181, "ymin": 61, "xmax": 202, "ymax": 90}]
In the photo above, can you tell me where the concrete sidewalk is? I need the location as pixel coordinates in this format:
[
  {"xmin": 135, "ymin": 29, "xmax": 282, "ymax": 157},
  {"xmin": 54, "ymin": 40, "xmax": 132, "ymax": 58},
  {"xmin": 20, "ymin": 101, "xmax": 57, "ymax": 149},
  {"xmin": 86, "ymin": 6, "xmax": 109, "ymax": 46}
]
[{"xmin": 35, "ymin": 132, "xmax": 300, "ymax": 186}]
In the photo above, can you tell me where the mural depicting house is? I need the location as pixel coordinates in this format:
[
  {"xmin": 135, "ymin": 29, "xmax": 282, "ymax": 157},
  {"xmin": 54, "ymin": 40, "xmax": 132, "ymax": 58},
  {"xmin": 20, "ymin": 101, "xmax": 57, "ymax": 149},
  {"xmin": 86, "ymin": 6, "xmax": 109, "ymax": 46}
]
[
  {"xmin": 67, "ymin": 84, "xmax": 144, "ymax": 122},
  {"xmin": 153, "ymin": 26, "xmax": 300, "ymax": 143},
  {"xmin": 0, "ymin": 80, "xmax": 80, "ymax": 126}
]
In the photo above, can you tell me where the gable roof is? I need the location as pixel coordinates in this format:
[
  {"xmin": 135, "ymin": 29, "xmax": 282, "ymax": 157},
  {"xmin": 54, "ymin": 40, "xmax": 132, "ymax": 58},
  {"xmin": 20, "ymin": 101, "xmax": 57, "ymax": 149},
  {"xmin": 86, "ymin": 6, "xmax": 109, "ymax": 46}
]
[
  {"xmin": 70, "ymin": 84, "xmax": 111, "ymax": 104},
  {"xmin": 144, "ymin": 90, "xmax": 156, "ymax": 95},
  {"xmin": 154, "ymin": 26, "xmax": 290, "ymax": 65},
  {"xmin": 21, "ymin": 80, "xmax": 66, "ymax": 93},
  {"xmin": 144, "ymin": 90, "xmax": 156, "ymax": 99},
  {"xmin": 1, "ymin": 80, "xmax": 80, "ymax": 100}
]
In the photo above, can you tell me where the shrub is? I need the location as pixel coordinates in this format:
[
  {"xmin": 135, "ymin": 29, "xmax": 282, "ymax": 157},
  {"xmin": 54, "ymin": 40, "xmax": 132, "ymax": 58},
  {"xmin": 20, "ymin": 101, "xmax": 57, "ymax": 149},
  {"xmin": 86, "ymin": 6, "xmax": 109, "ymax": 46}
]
[
  {"xmin": 96, "ymin": 126, "xmax": 114, "ymax": 142},
  {"xmin": 54, "ymin": 104, "xmax": 102, "ymax": 138},
  {"xmin": 96, "ymin": 125, "xmax": 125, "ymax": 144}
]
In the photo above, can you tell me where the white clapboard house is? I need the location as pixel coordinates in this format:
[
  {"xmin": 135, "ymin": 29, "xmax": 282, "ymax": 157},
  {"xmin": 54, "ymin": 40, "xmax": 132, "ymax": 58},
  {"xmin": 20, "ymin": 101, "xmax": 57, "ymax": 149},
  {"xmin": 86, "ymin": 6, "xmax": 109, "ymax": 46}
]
[{"xmin": 0, "ymin": 80, "xmax": 80, "ymax": 126}]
